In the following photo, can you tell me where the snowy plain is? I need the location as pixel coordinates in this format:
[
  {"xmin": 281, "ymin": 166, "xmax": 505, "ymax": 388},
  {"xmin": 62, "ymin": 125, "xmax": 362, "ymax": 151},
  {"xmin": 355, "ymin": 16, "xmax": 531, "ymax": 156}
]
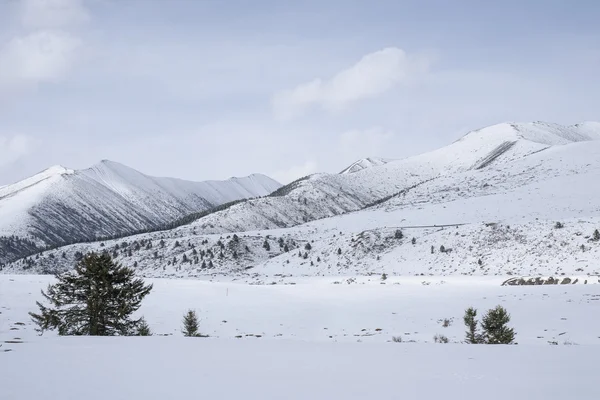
[{"xmin": 1, "ymin": 275, "xmax": 600, "ymax": 399}]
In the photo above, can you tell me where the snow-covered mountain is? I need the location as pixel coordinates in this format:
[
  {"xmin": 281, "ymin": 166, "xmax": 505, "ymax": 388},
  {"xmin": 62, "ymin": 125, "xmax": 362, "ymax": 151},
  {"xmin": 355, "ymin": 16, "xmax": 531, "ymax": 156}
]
[
  {"xmin": 0, "ymin": 160, "xmax": 281, "ymax": 264},
  {"xmin": 4, "ymin": 121, "xmax": 600, "ymax": 280},
  {"xmin": 339, "ymin": 157, "xmax": 392, "ymax": 174}
]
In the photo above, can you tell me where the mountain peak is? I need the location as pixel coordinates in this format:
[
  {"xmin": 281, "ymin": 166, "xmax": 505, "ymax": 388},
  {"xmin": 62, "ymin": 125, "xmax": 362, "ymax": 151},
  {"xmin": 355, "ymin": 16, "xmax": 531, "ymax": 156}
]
[{"xmin": 340, "ymin": 157, "xmax": 392, "ymax": 174}]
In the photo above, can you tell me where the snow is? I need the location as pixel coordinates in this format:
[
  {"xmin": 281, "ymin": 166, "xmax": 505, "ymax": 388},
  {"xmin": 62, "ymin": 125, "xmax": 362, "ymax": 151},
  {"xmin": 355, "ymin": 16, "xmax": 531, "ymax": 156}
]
[
  {"xmin": 2, "ymin": 339, "xmax": 599, "ymax": 400},
  {"xmin": 339, "ymin": 157, "xmax": 393, "ymax": 174},
  {"xmin": 9, "ymin": 122, "xmax": 600, "ymax": 280},
  {"xmin": 0, "ymin": 160, "xmax": 281, "ymax": 263},
  {"xmin": 1, "ymin": 274, "xmax": 600, "ymax": 400}
]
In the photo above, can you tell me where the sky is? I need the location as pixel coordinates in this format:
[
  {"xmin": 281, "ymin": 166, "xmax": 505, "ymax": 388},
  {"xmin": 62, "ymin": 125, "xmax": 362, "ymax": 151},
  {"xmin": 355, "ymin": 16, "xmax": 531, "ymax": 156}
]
[{"xmin": 0, "ymin": 0, "xmax": 599, "ymax": 185}]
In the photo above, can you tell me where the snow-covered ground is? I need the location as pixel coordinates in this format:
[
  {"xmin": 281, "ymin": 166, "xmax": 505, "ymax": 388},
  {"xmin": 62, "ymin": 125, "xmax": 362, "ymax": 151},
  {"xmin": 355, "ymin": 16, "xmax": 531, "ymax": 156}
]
[
  {"xmin": 1, "ymin": 275, "xmax": 600, "ymax": 399},
  {"xmin": 2, "ymin": 275, "xmax": 599, "ymax": 345},
  {"xmin": 2, "ymin": 339, "xmax": 600, "ymax": 400}
]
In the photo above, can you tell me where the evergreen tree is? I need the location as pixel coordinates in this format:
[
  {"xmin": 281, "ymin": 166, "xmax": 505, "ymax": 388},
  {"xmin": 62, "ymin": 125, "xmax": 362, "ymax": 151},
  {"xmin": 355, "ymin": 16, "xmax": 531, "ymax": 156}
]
[
  {"xmin": 431, "ymin": 245, "xmax": 434, "ymax": 254},
  {"xmin": 337, "ymin": 248, "xmax": 342, "ymax": 255},
  {"xmin": 463, "ymin": 307, "xmax": 482, "ymax": 344},
  {"xmin": 411, "ymin": 237, "xmax": 416, "ymax": 245},
  {"xmin": 480, "ymin": 305, "xmax": 515, "ymax": 344},
  {"xmin": 284, "ymin": 244, "xmax": 289, "ymax": 252},
  {"xmin": 305, "ymin": 243, "xmax": 312, "ymax": 251},
  {"xmin": 182, "ymin": 310, "xmax": 200, "ymax": 337},
  {"xmin": 594, "ymin": 229, "xmax": 600, "ymax": 242},
  {"xmin": 136, "ymin": 317, "xmax": 152, "ymax": 336},
  {"xmin": 439, "ymin": 245, "xmax": 446, "ymax": 253},
  {"xmin": 29, "ymin": 253, "xmax": 152, "ymax": 336},
  {"xmin": 263, "ymin": 240, "xmax": 270, "ymax": 251},
  {"xmin": 233, "ymin": 234, "xmax": 239, "ymax": 243},
  {"xmin": 395, "ymin": 229, "xmax": 403, "ymax": 239}
]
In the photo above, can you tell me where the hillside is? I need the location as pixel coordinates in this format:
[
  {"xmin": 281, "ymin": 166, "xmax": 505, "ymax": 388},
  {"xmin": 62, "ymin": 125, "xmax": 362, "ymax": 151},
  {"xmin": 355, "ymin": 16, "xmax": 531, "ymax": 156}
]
[
  {"xmin": 3, "ymin": 121, "xmax": 600, "ymax": 279},
  {"xmin": 0, "ymin": 160, "xmax": 281, "ymax": 264}
]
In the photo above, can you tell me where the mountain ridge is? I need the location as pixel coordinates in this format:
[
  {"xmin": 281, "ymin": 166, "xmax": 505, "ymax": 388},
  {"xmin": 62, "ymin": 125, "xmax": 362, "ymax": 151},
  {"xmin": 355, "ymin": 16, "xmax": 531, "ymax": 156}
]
[
  {"xmin": 0, "ymin": 160, "xmax": 281, "ymax": 264},
  {"xmin": 3, "ymin": 121, "xmax": 600, "ymax": 280}
]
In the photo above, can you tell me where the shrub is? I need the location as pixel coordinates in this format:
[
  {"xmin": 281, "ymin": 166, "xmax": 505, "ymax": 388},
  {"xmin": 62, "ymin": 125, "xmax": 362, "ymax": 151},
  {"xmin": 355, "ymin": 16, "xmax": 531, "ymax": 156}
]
[
  {"xmin": 554, "ymin": 222, "xmax": 564, "ymax": 229},
  {"xmin": 434, "ymin": 334, "xmax": 449, "ymax": 343},
  {"xmin": 392, "ymin": 336, "xmax": 403, "ymax": 343}
]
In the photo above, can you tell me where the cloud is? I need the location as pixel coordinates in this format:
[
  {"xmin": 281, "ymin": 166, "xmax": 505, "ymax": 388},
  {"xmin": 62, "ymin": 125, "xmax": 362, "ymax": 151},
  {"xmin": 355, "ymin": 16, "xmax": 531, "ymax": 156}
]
[
  {"xmin": 272, "ymin": 47, "xmax": 431, "ymax": 119},
  {"xmin": 272, "ymin": 160, "xmax": 319, "ymax": 184},
  {"xmin": 20, "ymin": 0, "xmax": 89, "ymax": 29},
  {"xmin": 0, "ymin": 134, "xmax": 37, "ymax": 168},
  {"xmin": 0, "ymin": 30, "xmax": 81, "ymax": 83},
  {"xmin": 339, "ymin": 127, "xmax": 395, "ymax": 161},
  {"xmin": 0, "ymin": 0, "xmax": 87, "ymax": 93}
]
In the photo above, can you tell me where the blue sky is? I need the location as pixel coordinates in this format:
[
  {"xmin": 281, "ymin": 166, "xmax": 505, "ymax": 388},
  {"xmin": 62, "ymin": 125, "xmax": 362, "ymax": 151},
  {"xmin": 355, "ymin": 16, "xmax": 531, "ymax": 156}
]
[{"xmin": 1, "ymin": 0, "xmax": 599, "ymax": 184}]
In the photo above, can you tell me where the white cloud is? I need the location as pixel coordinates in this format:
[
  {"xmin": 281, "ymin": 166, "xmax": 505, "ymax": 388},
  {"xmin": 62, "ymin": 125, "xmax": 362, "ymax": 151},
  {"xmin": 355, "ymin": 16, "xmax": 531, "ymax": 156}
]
[
  {"xmin": 272, "ymin": 160, "xmax": 319, "ymax": 184},
  {"xmin": 0, "ymin": 30, "xmax": 81, "ymax": 83},
  {"xmin": 0, "ymin": 134, "xmax": 37, "ymax": 168},
  {"xmin": 0, "ymin": 0, "xmax": 87, "ymax": 93},
  {"xmin": 339, "ymin": 127, "xmax": 395, "ymax": 161},
  {"xmin": 273, "ymin": 47, "xmax": 431, "ymax": 119},
  {"xmin": 20, "ymin": 0, "xmax": 89, "ymax": 29}
]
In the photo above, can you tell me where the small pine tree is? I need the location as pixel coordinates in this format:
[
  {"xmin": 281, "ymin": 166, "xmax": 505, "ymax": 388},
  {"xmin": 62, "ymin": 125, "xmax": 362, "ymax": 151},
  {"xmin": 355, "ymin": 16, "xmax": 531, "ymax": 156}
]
[
  {"xmin": 284, "ymin": 244, "xmax": 289, "ymax": 252},
  {"xmin": 594, "ymin": 229, "xmax": 600, "ymax": 242},
  {"xmin": 431, "ymin": 245, "xmax": 434, "ymax": 254},
  {"xmin": 305, "ymin": 243, "xmax": 312, "ymax": 251},
  {"xmin": 182, "ymin": 310, "xmax": 200, "ymax": 337},
  {"xmin": 233, "ymin": 234, "xmax": 239, "ymax": 243},
  {"xmin": 395, "ymin": 230, "xmax": 403, "ymax": 239},
  {"xmin": 440, "ymin": 245, "xmax": 446, "ymax": 253},
  {"xmin": 337, "ymin": 248, "xmax": 342, "ymax": 255},
  {"xmin": 174, "ymin": 241, "xmax": 180, "ymax": 248},
  {"xmin": 463, "ymin": 307, "xmax": 482, "ymax": 344},
  {"xmin": 263, "ymin": 240, "xmax": 270, "ymax": 251},
  {"xmin": 136, "ymin": 317, "xmax": 152, "ymax": 336},
  {"xmin": 317, "ymin": 256, "xmax": 321, "ymax": 262},
  {"xmin": 481, "ymin": 305, "xmax": 515, "ymax": 344},
  {"xmin": 381, "ymin": 273, "xmax": 387, "ymax": 281},
  {"xmin": 411, "ymin": 237, "xmax": 416, "ymax": 245}
]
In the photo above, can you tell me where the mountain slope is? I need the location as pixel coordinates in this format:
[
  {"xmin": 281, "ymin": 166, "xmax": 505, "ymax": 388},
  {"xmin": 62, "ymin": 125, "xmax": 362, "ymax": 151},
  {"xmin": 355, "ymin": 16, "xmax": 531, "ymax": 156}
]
[
  {"xmin": 4, "ymin": 121, "xmax": 600, "ymax": 279},
  {"xmin": 339, "ymin": 157, "xmax": 392, "ymax": 174},
  {"xmin": 0, "ymin": 160, "xmax": 281, "ymax": 264}
]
